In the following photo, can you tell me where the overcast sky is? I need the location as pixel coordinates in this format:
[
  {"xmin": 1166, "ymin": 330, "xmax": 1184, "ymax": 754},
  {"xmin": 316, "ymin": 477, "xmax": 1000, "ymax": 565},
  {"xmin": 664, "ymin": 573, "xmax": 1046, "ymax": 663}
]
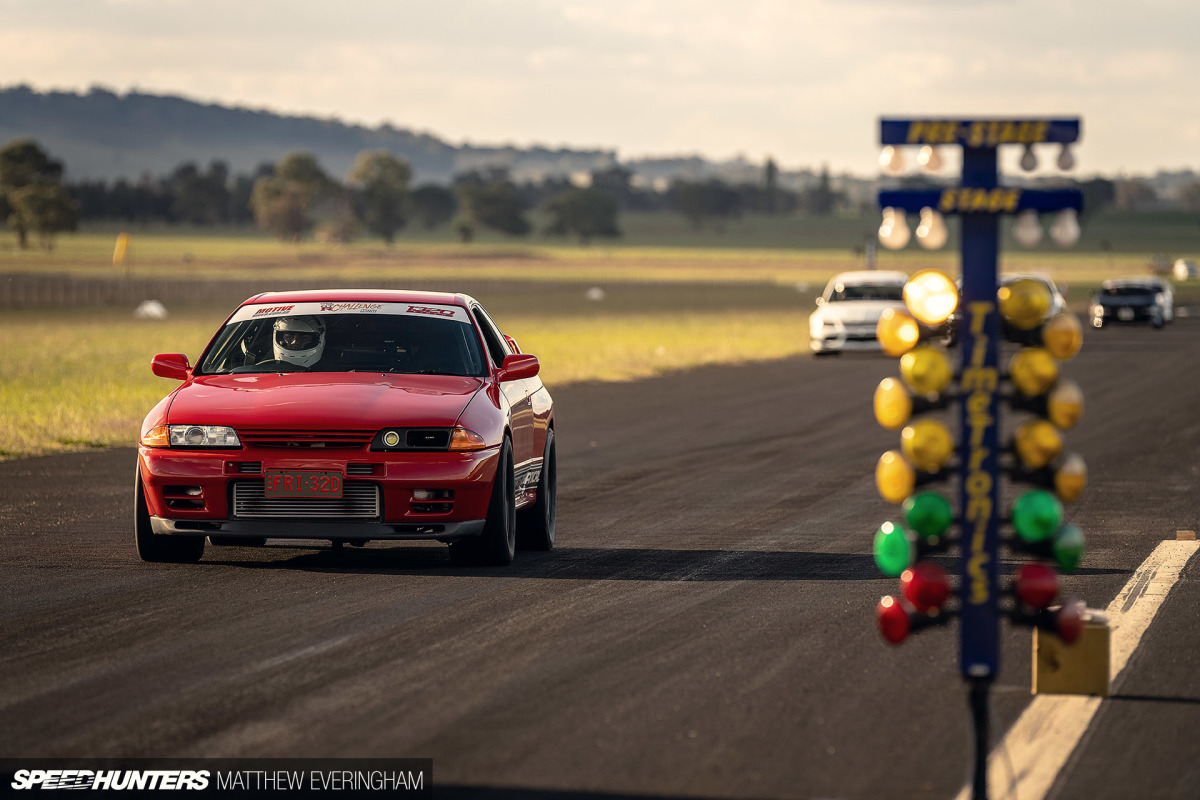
[{"xmin": 2, "ymin": 0, "xmax": 1197, "ymax": 175}]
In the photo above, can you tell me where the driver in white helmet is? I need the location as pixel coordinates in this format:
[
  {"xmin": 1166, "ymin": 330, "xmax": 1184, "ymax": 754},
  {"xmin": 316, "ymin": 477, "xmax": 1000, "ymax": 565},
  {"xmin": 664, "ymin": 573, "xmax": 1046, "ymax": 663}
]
[{"xmin": 272, "ymin": 316, "xmax": 325, "ymax": 368}]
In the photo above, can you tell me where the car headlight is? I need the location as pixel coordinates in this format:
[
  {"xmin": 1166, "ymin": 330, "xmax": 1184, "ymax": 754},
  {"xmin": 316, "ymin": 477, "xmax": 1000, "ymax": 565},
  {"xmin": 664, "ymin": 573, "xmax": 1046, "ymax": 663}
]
[{"xmin": 141, "ymin": 425, "xmax": 241, "ymax": 448}]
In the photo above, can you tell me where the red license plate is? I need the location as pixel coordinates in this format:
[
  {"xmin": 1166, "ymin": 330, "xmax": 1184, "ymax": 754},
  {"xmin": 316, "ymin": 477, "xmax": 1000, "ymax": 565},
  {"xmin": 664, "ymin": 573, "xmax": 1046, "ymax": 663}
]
[{"xmin": 264, "ymin": 471, "xmax": 343, "ymax": 498}]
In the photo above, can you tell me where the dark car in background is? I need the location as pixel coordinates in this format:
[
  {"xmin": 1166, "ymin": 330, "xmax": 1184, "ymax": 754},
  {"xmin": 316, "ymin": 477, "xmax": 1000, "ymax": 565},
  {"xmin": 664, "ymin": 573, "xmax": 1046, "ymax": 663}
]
[{"xmin": 1090, "ymin": 279, "xmax": 1168, "ymax": 329}]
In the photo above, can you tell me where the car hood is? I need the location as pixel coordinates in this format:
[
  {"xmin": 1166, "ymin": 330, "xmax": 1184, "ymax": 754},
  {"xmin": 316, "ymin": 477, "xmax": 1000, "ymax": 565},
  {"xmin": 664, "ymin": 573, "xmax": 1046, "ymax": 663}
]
[
  {"xmin": 815, "ymin": 300, "xmax": 907, "ymax": 325},
  {"xmin": 167, "ymin": 373, "xmax": 484, "ymax": 430}
]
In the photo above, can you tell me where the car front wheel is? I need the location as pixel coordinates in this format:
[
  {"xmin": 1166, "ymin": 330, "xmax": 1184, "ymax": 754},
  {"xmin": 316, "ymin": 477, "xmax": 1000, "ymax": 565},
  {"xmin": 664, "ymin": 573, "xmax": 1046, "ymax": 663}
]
[
  {"xmin": 448, "ymin": 436, "xmax": 515, "ymax": 566},
  {"xmin": 135, "ymin": 465, "xmax": 204, "ymax": 563}
]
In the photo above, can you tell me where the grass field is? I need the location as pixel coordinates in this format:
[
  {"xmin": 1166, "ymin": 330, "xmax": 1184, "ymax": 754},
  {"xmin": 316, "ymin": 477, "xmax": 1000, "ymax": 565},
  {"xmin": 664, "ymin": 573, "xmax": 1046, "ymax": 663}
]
[
  {"xmin": 2, "ymin": 211, "xmax": 1197, "ymax": 460},
  {"xmin": 2, "ymin": 210, "xmax": 1197, "ymax": 286},
  {"xmin": 0, "ymin": 290, "xmax": 806, "ymax": 460}
]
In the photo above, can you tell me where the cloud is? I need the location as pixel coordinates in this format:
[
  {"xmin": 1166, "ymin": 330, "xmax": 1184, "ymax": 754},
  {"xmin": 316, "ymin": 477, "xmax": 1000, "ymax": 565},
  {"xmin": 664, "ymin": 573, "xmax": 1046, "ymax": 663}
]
[{"xmin": 2, "ymin": 0, "xmax": 1199, "ymax": 171}]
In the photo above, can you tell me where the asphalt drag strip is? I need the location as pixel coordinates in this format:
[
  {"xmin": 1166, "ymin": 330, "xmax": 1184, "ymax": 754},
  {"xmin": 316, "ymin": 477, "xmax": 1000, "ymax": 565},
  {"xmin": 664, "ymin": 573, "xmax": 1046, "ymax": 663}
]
[{"xmin": 1, "ymin": 318, "xmax": 1199, "ymax": 799}]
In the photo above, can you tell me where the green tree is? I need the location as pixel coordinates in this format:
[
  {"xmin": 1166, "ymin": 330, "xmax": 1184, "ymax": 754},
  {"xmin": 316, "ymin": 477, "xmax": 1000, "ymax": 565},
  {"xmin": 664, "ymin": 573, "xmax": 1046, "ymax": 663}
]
[
  {"xmin": 348, "ymin": 150, "xmax": 412, "ymax": 244},
  {"xmin": 0, "ymin": 139, "xmax": 69, "ymax": 249},
  {"xmin": 7, "ymin": 183, "xmax": 78, "ymax": 250},
  {"xmin": 251, "ymin": 181, "xmax": 310, "ymax": 242},
  {"xmin": 802, "ymin": 163, "xmax": 837, "ymax": 216},
  {"xmin": 1179, "ymin": 181, "xmax": 1200, "ymax": 212},
  {"xmin": 454, "ymin": 172, "xmax": 530, "ymax": 237},
  {"xmin": 412, "ymin": 184, "xmax": 456, "ymax": 230},
  {"xmin": 673, "ymin": 179, "xmax": 741, "ymax": 231},
  {"xmin": 250, "ymin": 152, "xmax": 339, "ymax": 241},
  {"xmin": 763, "ymin": 157, "xmax": 779, "ymax": 215},
  {"xmin": 170, "ymin": 160, "xmax": 232, "ymax": 224},
  {"xmin": 275, "ymin": 152, "xmax": 334, "ymax": 188},
  {"xmin": 542, "ymin": 187, "xmax": 620, "ymax": 243}
]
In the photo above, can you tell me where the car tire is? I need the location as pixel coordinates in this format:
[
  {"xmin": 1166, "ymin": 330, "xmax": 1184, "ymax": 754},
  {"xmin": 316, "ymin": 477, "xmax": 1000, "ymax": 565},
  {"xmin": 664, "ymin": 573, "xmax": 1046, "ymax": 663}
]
[
  {"xmin": 517, "ymin": 429, "xmax": 556, "ymax": 551},
  {"xmin": 135, "ymin": 465, "xmax": 204, "ymax": 563},
  {"xmin": 448, "ymin": 436, "xmax": 516, "ymax": 566}
]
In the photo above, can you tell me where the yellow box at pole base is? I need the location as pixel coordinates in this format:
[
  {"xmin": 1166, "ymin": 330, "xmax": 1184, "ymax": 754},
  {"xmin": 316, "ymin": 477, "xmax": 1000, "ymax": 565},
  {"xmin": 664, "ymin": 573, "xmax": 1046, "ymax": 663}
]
[{"xmin": 1033, "ymin": 621, "xmax": 1110, "ymax": 696}]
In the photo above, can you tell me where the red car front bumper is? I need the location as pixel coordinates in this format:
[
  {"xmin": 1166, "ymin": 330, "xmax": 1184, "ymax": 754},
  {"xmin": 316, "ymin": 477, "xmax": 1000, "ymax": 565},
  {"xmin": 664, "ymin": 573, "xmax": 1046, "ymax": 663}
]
[{"xmin": 138, "ymin": 444, "xmax": 499, "ymax": 542}]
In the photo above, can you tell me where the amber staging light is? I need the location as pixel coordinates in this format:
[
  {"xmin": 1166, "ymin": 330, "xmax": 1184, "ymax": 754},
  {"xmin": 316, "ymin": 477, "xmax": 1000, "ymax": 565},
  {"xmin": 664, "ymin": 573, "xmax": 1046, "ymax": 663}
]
[
  {"xmin": 899, "ymin": 345, "xmax": 953, "ymax": 397},
  {"xmin": 901, "ymin": 419, "xmax": 954, "ymax": 473},
  {"xmin": 997, "ymin": 278, "xmax": 1052, "ymax": 330},
  {"xmin": 903, "ymin": 270, "xmax": 958, "ymax": 325},
  {"xmin": 1042, "ymin": 313, "xmax": 1083, "ymax": 360},
  {"xmin": 1009, "ymin": 347, "xmax": 1059, "ymax": 397},
  {"xmin": 876, "ymin": 450, "xmax": 916, "ymax": 504},
  {"xmin": 874, "ymin": 377, "xmax": 913, "ymax": 430},
  {"xmin": 877, "ymin": 308, "xmax": 921, "ymax": 358}
]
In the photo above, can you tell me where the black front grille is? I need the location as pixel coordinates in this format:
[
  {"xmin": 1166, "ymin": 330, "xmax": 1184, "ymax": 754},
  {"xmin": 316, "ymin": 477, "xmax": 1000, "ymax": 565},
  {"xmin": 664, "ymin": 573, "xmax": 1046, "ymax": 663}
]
[
  {"xmin": 239, "ymin": 430, "xmax": 374, "ymax": 449},
  {"xmin": 231, "ymin": 481, "xmax": 381, "ymax": 519}
]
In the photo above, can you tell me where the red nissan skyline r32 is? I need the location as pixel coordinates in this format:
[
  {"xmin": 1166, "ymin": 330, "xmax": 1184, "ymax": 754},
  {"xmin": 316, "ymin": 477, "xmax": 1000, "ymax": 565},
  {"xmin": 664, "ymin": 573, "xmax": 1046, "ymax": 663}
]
[{"xmin": 135, "ymin": 290, "xmax": 555, "ymax": 566}]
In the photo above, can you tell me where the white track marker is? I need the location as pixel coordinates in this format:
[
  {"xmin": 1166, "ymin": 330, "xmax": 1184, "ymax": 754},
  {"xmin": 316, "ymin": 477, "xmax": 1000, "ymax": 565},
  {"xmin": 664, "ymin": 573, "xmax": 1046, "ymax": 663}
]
[{"xmin": 955, "ymin": 539, "xmax": 1199, "ymax": 800}]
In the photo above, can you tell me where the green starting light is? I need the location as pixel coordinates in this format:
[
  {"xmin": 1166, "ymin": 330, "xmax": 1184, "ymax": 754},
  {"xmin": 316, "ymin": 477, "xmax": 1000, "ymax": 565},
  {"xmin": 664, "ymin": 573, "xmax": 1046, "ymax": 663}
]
[
  {"xmin": 1053, "ymin": 523, "xmax": 1086, "ymax": 572},
  {"xmin": 1013, "ymin": 489, "xmax": 1064, "ymax": 543},
  {"xmin": 903, "ymin": 491, "xmax": 953, "ymax": 541},
  {"xmin": 874, "ymin": 521, "xmax": 915, "ymax": 577}
]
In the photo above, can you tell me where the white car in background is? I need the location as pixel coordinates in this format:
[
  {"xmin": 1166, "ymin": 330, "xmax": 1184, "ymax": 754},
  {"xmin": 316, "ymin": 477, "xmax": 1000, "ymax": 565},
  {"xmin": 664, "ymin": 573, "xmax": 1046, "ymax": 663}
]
[{"xmin": 809, "ymin": 270, "xmax": 908, "ymax": 356}]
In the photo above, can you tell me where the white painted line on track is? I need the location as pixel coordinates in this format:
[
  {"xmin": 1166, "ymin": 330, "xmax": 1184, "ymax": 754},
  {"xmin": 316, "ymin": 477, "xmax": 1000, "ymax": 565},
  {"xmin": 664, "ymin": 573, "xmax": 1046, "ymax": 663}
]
[{"xmin": 955, "ymin": 539, "xmax": 1199, "ymax": 800}]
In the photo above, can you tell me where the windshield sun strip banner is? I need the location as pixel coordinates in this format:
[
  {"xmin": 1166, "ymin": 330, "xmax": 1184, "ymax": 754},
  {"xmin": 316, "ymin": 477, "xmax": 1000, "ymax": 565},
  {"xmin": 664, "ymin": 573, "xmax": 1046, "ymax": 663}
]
[{"xmin": 227, "ymin": 302, "xmax": 471, "ymax": 325}]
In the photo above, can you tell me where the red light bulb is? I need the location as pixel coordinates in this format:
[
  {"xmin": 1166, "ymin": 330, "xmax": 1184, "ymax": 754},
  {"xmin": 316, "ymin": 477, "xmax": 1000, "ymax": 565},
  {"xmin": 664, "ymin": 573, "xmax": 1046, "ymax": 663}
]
[
  {"xmin": 1015, "ymin": 563, "xmax": 1059, "ymax": 609},
  {"xmin": 900, "ymin": 562, "xmax": 951, "ymax": 613},
  {"xmin": 877, "ymin": 595, "xmax": 911, "ymax": 645}
]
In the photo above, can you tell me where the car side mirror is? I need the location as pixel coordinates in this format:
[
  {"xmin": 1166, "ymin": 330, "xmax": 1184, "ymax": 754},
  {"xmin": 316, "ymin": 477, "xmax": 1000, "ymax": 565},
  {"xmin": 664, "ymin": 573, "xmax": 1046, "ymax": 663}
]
[
  {"xmin": 152, "ymin": 353, "xmax": 191, "ymax": 381},
  {"xmin": 503, "ymin": 334, "xmax": 522, "ymax": 354},
  {"xmin": 500, "ymin": 353, "xmax": 539, "ymax": 382}
]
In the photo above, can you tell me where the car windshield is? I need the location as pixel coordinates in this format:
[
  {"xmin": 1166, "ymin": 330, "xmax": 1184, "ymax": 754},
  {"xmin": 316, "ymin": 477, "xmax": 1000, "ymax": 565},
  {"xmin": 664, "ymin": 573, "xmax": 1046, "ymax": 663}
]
[
  {"xmin": 1102, "ymin": 286, "xmax": 1154, "ymax": 298},
  {"xmin": 828, "ymin": 284, "xmax": 904, "ymax": 302},
  {"xmin": 197, "ymin": 307, "xmax": 488, "ymax": 376}
]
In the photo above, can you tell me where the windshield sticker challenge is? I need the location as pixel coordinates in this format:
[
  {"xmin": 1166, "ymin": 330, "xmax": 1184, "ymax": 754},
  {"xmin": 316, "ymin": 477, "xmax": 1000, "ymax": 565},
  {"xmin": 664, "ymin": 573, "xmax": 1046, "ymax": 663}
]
[
  {"xmin": 228, "ymin": 302, "xmax": 469, "ymax": 324},
  {"xmin": 320, "ymin": 302, "xmax": 383, "ymax": 313}
]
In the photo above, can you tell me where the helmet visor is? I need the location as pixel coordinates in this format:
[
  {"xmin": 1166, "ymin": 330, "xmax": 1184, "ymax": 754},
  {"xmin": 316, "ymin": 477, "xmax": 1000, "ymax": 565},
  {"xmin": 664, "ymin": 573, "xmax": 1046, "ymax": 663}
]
[{"xmin": 276, "ymin": 330, "xmax": 320, "ymax": 351}]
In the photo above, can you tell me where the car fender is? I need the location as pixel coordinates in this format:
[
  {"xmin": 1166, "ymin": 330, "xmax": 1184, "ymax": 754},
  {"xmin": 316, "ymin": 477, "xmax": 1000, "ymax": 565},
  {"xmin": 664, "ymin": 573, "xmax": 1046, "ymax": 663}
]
[
  {"xmin": 527, "ymin": 380, "xmax": 554, "ymax": 454},
  {"xmin": 456, "ymin": 381, "xmax": 510, "ymax": 449},
  {"xmin": 139, "ymin": 392, "xmax": 177, "ymax": 440}
]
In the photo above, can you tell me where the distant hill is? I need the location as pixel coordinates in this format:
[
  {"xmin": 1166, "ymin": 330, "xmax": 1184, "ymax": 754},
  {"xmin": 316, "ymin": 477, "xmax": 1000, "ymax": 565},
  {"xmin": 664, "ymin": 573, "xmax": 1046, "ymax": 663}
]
[{"xmin": 0, "ymin": 85, "xmax": 621, "ymax": 184}]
